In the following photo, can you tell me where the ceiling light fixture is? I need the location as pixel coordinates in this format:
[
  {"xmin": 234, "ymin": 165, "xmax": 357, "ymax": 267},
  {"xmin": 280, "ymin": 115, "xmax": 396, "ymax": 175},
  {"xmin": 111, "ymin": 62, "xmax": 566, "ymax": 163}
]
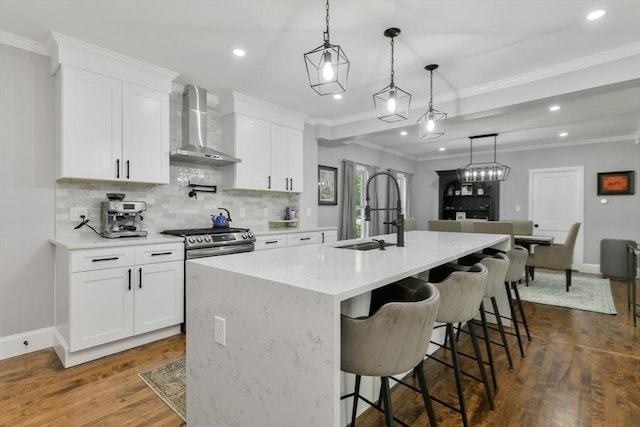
[
  {"xmin": 233, "ymin": 48, "xmax": 246, "ymax": 57},
  {"xmin": 303, "ymin": 0, "xmax": 350, "ymax": 96},
  {"xmin": 559, "ymin": 132, "xmax": 568, "ymax": 137},
  {"xmin": 456, "ymin": 133, "xmax": 511, "ymax": 182},
  {"xmin": 417, "ymin": 64, "xmax": 447, "ymax": 139},
  {"xmin": 439, "ymin": 147, "xmax": 446, "ymax": 151},
  {"xmin": 333, "ymin": 94, "xmax": 343, "ymax": 100},
  {"xmin": 373, "ymin": 27, "xmax": 411, "ymax": 122},
  {"xmin": 400, "ymin": 131, "xmax": 408, "ymax": 136},
  {"xmin": 549, "ymin": 105, "xmax": 560, "ymax": 112},
  {"xmin": 587, "ymin": 10, "xmax": 606, "ymax": 20}
]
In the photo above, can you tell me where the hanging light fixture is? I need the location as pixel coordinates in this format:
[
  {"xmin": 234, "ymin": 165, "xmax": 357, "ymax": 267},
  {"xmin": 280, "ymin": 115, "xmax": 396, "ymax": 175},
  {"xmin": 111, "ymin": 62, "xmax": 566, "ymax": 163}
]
[
  {"xmin": 416, "ymin": 64, "xmax": 447, "ymax": 139},
  {"xmin": 303, "ymin": 0, "xmax": 350, "ymax": 96},
  {"xmin": 456, "ymin": 133, "xmax": 511, "ymax": 182},
  {"xmin": 373, "ymin": 28, "xmax": 411, "ymax": 122}
]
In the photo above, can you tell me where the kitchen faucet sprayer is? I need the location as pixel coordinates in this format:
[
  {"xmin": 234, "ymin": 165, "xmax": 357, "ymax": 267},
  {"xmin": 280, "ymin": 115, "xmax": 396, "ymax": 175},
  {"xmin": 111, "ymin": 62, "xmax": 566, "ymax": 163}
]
[{"xmin": 364, "ymin": 171, "xmax": 404, "ymax": 247}]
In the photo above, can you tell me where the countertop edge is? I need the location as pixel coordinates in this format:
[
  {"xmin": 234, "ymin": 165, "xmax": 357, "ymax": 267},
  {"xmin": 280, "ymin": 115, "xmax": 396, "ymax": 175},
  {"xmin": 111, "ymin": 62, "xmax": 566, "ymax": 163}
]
[{"xmin": 49, "ymin": 234, "xmax": 185, "ymax": 250}]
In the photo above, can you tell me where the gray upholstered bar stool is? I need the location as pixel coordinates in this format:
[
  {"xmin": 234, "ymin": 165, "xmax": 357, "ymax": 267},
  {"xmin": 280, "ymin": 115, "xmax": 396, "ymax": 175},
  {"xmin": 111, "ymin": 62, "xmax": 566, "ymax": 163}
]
[
  {"xmin": 341, "ymin": 281, "xmax": 440, "ymax": 427},
  {"xmin": 503, "ymin": 245, "xmax": 531, "ymax": 355},
  {"xmin": 397, "ymin": 264, "xmax": 492, "ymax": 427},
  {"xmin": 454, "ymin": 252, "xmax": 513, "ymax": 393},
  {"xmin": 427, "ymin": 220, "xmax": 462, "ymax": 232}
]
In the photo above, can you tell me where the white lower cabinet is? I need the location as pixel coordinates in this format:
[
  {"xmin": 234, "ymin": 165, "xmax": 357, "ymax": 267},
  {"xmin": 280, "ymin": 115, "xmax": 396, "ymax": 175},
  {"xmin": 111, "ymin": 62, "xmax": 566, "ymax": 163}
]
[
  {"xmin": 254, "ymin": 229, "xmax": 338, "ymax": 250},
  {"xmin": 254, "ymin": 234, "xmax": 288, "ymax": 251},
  {"xmin": 55, "ymin": 242, "xmax": 184, "ymax": 366}
]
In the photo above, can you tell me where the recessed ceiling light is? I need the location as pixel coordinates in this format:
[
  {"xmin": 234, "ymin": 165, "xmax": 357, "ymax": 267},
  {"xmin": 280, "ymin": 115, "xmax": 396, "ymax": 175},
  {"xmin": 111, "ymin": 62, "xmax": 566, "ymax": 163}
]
[
  {"xmin": 587, "ymin": 10, "xmax": 606, "ymax": 21},
  {"xmin": 549, "ymin": 105, "xmax": 561, "ymax": 112},
  {"xmin": 439, "ymin": 147, "xmax": 446, "ymax": 151},
  {"xmin": 333, "ymin": 94, "xmax": 343, "ymax": 100},
  {"xmin": 233, "ymin": 48, "xmax": 246, "ymax": 57},
  {"xmin": 559, "ymin": 132, "xmax": 568, "ymax": 137},
  {"xmin": 400, "ymin": 131, "xmax": 408, "ymax": 136}
]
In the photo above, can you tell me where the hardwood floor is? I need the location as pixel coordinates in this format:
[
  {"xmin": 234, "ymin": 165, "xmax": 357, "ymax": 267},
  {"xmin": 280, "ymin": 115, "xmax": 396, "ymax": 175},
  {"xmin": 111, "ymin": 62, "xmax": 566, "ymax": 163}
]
[{"xmin": 1, "ymin": 279, "xmax": 638, "ymax": 426}]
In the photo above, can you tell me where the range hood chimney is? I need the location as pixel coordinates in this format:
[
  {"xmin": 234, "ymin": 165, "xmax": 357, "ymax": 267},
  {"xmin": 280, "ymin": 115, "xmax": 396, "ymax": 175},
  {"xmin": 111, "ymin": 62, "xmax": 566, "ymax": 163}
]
[{"xmin": 170, "ymin": 85, "xmax": 240, "ymax": 165}]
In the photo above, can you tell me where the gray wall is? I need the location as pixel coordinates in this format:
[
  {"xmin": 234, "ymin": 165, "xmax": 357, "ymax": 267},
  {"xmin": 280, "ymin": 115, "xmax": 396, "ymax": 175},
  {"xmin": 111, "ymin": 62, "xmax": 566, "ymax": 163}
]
[
  {"xmin": 414, "ymin": 140, "xmax": 640, "ymax": 264},
  {"xmin": 317, "ymin": 144, "xmax": 418, "ymax": 228},
  {"xmin": 0, "ymin": 44, "xmax": 55, "ymax": 337}
]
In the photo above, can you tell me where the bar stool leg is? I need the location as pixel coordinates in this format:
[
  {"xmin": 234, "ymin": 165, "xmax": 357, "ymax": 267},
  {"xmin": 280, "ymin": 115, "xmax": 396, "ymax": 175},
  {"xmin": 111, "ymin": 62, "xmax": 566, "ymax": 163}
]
[
  {"xmin": 350, "ymin": 375, "xmax": 361, "ymax": 427},
  {"xmin": 511, "ymin": 282, "xmax": 532, "ymax": 341},
  {"xmin": 505, "ymin": 282, "xmax": 525, "ymax": 357},
  {"xmin": 478, "ymin": 302, "xmax": 498, "ymax": 392},
  {"xmin": 467, "ymin": 321, "xmax": 495, "ymax": 410},
  {"xmin": 380, "ymin": 377, "xmax": 394, "ymax": 427},
  {"xmin": 446, "ymin": 323, "xmax": 470, "ymax": 427},
  {"xmin": 491, "ymin": 296, "xmax": 514, "ymax": 369},
  {"xmin": 414, "ymin": 361, "xmax": 438, "ymax": 427}
]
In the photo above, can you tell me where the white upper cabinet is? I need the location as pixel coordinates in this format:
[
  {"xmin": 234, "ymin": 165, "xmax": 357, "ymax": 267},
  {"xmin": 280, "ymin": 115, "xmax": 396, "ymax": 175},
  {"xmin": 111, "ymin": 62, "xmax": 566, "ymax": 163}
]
[
  {"xmin": 49, "ymin": 32, "xmax": 177, "ymax": 184},
  {"xmin": 220, "ymin": 92, "xmax": 306, "ymax": 192}
]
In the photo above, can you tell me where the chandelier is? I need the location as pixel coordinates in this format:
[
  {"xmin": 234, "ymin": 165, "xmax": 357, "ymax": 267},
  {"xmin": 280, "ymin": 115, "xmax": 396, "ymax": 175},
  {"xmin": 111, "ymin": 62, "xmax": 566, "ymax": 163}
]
[
  {"xmin": 416, "ymin": 64, "xmax": 447, "ymax": 139},
  {"xmin": 456, "ymin": 133, "xmax": 511, "ymax": 182}
]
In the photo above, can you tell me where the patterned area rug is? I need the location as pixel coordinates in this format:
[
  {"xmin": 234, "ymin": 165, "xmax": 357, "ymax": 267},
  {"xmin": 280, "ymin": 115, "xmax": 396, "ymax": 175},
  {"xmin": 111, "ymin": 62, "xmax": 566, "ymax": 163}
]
[
  {"xmin": 517, "ymin": 270, "xmax": 617, "ymax": 314},
  {"xmin": 139, "ymin": 357, "xmax": 186, "ymax": 421}
]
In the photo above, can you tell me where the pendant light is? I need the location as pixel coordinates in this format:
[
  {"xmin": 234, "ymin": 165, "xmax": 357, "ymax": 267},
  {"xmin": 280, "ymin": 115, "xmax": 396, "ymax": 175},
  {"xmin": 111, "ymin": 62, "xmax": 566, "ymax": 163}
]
[
  {"xmin": 303, "ymin": 0, "xmax": 350, "ymax": 96},
  {"xmin": 373, "ymin": 28, "xmax": 411, "ymax": 122},
  {"xmin": 456, "ymin": 133, "xmax": 511, "ymax": 182},
  {"xmin": 416, "ymin": 64, "xmax": 447, "ymax": 139}
]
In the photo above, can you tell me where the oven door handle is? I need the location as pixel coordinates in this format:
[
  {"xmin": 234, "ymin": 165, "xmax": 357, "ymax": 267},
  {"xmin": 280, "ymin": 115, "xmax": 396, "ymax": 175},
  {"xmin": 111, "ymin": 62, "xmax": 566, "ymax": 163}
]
[{"xmin": 186, "ymin": 244, "xmax": 254, "ymax": 259}]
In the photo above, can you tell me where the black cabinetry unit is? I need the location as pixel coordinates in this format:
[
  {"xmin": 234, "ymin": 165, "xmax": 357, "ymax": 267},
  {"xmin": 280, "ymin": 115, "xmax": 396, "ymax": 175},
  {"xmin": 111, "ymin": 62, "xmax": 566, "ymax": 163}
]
[{"xmin": 437, "ymin": 170, "xmax": 500, "ymax": 221}]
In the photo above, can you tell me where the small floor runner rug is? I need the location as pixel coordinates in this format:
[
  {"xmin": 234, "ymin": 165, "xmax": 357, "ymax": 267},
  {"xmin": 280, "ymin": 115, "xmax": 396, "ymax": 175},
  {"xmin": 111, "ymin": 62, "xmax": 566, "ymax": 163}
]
[
  {"xmin": 139, "ymin": 357, "xmax": 186, "ymax": 422},
  {"xmin": 517, "ymin": 270, "xmax": 617, "ymax": 314}
]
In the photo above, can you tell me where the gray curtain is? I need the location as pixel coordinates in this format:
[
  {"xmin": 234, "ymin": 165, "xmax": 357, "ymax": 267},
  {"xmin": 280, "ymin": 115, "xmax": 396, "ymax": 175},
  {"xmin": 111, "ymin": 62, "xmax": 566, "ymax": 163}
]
[
  {"xmin": 366, "ymin": 165, "xmax": 380, "ymax": 237},
  {"xmin": 385, "ymin": 169, "xmax": 399, "ymax": 234},
  {"xmin": 339, "ymin": 160, "xmax": 356, "ymax": 240},
  {"xmin": 406, "ymin": 173, "xmax": 414, "ymax": 218}
]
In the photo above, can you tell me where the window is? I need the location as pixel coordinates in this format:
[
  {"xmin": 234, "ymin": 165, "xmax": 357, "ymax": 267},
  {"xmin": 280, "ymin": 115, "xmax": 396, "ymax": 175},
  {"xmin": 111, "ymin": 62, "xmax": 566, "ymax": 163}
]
[
  {"xmin": 396, "ymin": 171, "xmax": 408, "ymax": 216},
  {"xmin": 354, "ymin": 165, "xmax": 368, "ymax": 238}
]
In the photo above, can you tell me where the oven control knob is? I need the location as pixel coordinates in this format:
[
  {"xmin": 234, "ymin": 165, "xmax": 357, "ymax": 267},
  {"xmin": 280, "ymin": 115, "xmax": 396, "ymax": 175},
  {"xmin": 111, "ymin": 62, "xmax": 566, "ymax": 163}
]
[
  {"xmin": 196, "ymin": 236, "xmax": 203, "ymax": 243},
  {"xmin": 242, "ymin": 233, "xmax": 247, "ymax": 239},
  {"xmin": 188, "ymin": 237, "xmax": 195, "ymax": 244},
  {"xmin": 204, "ymin": 235, "xmax": 211, "ymax": 242},
  {"xmin": 248, "ymin": 231, "xmax": 254, "ymax": 238}
]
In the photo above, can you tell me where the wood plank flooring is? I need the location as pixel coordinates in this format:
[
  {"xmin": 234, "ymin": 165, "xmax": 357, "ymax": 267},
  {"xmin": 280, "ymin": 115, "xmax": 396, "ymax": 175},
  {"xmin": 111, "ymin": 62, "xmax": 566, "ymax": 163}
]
[{"xmin": 1, "ymin": 278, "xmax": 638, "ymax": 426}]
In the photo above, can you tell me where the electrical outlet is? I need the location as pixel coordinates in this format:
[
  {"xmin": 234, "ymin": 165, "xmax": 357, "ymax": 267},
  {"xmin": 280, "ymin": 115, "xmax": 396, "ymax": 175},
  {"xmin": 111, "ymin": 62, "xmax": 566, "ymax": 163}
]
[
  {"xmin": 239, "ymin": 207, "xmax": 246, "ymax": 218},
  {"xmin": 214, "ymin": 316, "xmax": 226, "ymax": 346},
  {"xmin": 70, "ymin": 207, "xmax": 88, "ymax": 219}
]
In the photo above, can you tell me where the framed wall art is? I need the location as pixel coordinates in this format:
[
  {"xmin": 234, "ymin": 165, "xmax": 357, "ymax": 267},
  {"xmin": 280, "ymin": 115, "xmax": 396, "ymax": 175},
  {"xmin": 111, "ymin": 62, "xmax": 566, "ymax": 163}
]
[
  {"xmin": 318, "ymin": 165, "xmax": 338, "ymax": 205},
  {"xmin": 597, "ymin": 171, "xmax": 634, "ymax": 195}
]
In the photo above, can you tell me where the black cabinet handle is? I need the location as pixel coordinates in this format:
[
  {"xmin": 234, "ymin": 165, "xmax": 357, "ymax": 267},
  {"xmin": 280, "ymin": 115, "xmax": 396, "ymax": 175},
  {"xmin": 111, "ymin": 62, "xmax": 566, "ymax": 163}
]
[
  {"xmin": 92, "ymin": 257, "xmax": 119, "ymax": 262},
  {"xmin": 139, "ymin": 267, "xmax": 142, "ymax": 288},
  {"xmin": 322, "ymin": 232, "xmax": 325, "ymax": 243},
  {"xmin": 290, "ymin": 178, "xmax": 293, "ymax": 190},
  {"xmin": 265, "ymin": 240, "xmax": 278, "ymax": 244},
  {"xmin": 300, "ymin": 237, "xmax": 311, "ymax": 241},
  {"xmin": 151, "ymin": 252, "xmax": 173, "ymax": 256},
  {"xmin": 534, "ymin": 224, "xmax": 539, "ymax": 228},
  {"xmin": 285, "ymin": 177, "xmax": 289, "ymax": 190},
  {"xmin": 268, "ymin": 175, "xmax": 271, "ymax": 189},
  {"xmin": 126, "ymin": 160, "xmax": 130, "ymax": 179},
  {"xmin": 128, "ymin": 269, "xmax": 131, "ymax": 291},
  {"xmin": 116, "ymin": 159, "xmax": 120, "ymax": 179}
]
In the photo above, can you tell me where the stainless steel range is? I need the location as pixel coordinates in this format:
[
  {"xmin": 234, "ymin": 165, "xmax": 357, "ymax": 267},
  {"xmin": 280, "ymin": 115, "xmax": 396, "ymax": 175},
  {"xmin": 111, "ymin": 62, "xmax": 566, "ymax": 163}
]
[{"xmin": 161, "ymin": 227, "xmax": 255, "ymax": 258}]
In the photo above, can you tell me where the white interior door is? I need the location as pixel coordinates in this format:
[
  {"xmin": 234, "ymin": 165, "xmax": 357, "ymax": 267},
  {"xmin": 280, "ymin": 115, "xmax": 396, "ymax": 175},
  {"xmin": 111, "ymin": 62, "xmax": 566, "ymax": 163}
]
[{"xmin": 529, "ymin": 166, "xmax": 584, "ymax": 270}]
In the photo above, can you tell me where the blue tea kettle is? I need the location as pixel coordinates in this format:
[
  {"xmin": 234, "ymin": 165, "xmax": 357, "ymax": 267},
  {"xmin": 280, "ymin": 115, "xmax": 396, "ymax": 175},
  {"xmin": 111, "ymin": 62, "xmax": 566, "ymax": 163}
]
[{"xmin": 211, "ymin": 208, "xmax": 232, "ymax": 228}]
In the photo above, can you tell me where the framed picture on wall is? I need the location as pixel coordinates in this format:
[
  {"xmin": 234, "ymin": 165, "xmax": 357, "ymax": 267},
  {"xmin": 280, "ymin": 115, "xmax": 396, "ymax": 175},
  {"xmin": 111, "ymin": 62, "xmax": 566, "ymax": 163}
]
[
  {"xmin": 597, "ymin": 171, "xmax": 634, "ymax": 195},
  {"xmin": 318, "ymin": 165, "xmax": 338, "ymax": 205}
]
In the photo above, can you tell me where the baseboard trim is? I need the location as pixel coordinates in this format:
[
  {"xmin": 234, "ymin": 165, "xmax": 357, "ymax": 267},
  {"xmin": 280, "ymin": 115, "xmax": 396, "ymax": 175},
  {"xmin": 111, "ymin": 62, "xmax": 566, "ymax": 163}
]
[
  {"xmin": 0, "ymin": 327, "xmax": 54, "ymax": 361},
  {"xmin": 580, "ymin": 263, "xmax": 601, "ymax": 275}
]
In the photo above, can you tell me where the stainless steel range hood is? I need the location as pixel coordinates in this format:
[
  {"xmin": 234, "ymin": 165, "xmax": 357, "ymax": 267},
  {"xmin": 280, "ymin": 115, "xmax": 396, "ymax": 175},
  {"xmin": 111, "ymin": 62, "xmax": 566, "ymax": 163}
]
[{"xmin": 170, "ymin": 85, "xmax": 240, "ymax": 165}]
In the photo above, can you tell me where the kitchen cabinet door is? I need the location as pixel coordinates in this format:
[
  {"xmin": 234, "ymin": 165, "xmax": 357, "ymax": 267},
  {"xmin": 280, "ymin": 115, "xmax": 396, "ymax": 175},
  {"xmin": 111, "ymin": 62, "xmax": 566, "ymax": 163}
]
[
  {"xmin": 286, "ymin": 127, "xmax": 304, "ymax": 192},
  {"xmin": 270, "ymin": 124, "xmax": 289, "ymax": 191},
  {"xmin": 122, "ymin": 83, "xmax": 170, "ymax": 184},
  {"xmin": 58, "ymin": 66, "xmax": 122, "ymax": 181},
  {"xmin": 235, "ymin": 114, "xmax": 270, "ymax": 189},
  {"xmin": 134, "ymin": 260, "xmax": 184, "ymax": 335},
  {"xmin": 69, "ymin": 267, "xmax": 134, "ymax": 351}
]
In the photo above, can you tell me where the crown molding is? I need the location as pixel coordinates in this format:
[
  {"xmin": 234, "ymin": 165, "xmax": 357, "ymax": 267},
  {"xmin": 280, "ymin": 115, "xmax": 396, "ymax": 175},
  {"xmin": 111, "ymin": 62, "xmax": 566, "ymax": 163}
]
[{"xmin": 0, "ymin": 30, "xmax": 48, "ymax": 56}]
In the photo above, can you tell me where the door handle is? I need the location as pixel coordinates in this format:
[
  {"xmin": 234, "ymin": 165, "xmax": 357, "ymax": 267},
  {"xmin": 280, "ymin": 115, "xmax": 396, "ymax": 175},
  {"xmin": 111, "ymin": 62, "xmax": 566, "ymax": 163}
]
[
  {"xmin": 534, "ymin": 224, "xmax": 539, "ymax": 228},
  {"xmin": 126, "ymin": 160, "xmax": 130, "ymax": 179},
  {"xmin": 128, "ymin": 269, "xmax": 131, "ymax": 291},
  {"xmin": 116, "ymin": 159, "xmax": 120, "ymax": 179},
  {"xmin": 139, "ymin": 267, "xmax": 142, "ymax": 288},
  {"xmin": 268, "ymin": 175, "xmax": 271, "ymax": 189}
]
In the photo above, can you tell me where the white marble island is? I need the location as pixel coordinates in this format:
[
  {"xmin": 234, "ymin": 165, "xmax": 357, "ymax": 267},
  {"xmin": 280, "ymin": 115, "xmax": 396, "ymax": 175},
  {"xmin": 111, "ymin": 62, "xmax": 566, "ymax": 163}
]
[{"xmin": 186, "ymin": 230, "xmax": 509, "ymax": 427}]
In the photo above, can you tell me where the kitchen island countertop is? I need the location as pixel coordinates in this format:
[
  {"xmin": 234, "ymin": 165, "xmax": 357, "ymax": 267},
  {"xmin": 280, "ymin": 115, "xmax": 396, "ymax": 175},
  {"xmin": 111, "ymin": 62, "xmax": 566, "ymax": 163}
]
[{"xmin": 186, "ymin": 230, "xmax": 509, "ymax": 427}]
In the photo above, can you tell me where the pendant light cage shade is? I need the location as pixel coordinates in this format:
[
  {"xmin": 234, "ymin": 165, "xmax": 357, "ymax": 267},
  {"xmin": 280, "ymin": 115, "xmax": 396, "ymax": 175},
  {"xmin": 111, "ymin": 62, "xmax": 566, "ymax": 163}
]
[
  {"xmin": 374, "ymin": 27, "xmax": 411, "ymax": 122},
  {"xmin": 456, "ymin": 133, "xmax": 511, "ymax": 182},
  {"xmin": 417, "ymin": 64, "xmax": 447, "ymax": 139},
  {"xmin": 417, "ymin": 108, "xmax": 447, "ymax": 138},
  {"xmin": 304, "ymin": 0, "xmax": 349, "ymax": 95},
  {"xmin": 304, "ymin": 43, "xmax": 350, "ymax": 95},
  {"xmin": 373, "ymin": 84, "xmax": 412, "ymax": 123}
]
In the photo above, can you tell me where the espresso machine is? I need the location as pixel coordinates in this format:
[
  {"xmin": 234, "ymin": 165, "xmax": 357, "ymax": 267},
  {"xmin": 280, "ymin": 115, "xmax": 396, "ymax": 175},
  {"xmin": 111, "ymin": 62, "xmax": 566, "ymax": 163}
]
[{"xmin": 100, "ymin": 194, "xmax": 148, "ymax": 238}]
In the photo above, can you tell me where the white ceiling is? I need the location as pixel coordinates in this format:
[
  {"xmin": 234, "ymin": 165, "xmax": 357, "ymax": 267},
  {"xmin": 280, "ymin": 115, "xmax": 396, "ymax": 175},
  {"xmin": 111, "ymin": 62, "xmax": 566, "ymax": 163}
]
[{"xmin": 1, "ymin": 0, "xmax": 639, "ymax": 159}]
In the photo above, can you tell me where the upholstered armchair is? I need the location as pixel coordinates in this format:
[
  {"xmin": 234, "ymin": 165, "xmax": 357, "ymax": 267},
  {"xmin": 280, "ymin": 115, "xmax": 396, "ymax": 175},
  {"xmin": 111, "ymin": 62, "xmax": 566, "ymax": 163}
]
[{"xmin": 527, "ymin": 222, "xmax": 581, "ymax": 292}]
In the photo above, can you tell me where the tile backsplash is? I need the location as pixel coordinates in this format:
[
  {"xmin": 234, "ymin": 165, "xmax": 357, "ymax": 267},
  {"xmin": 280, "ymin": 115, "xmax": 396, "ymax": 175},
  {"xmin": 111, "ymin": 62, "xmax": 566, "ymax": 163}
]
[{"xmin": 55, "ymin": 89, "xmax": 300, "ymax": 239}]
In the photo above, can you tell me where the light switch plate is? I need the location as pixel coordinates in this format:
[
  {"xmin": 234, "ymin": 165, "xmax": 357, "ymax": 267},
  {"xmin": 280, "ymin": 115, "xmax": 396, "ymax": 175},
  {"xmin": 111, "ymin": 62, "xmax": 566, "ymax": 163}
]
[{"xmin": 214, "ymin": 316, "xmax": 226, "ymax": 346}]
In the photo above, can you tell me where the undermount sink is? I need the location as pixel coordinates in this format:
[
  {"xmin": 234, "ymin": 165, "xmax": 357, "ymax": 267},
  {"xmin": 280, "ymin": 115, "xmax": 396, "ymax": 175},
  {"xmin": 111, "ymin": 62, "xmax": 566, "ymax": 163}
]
[{"xmin": 335, "ymin": 241, "xmax": 396, "ymax": 251}]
